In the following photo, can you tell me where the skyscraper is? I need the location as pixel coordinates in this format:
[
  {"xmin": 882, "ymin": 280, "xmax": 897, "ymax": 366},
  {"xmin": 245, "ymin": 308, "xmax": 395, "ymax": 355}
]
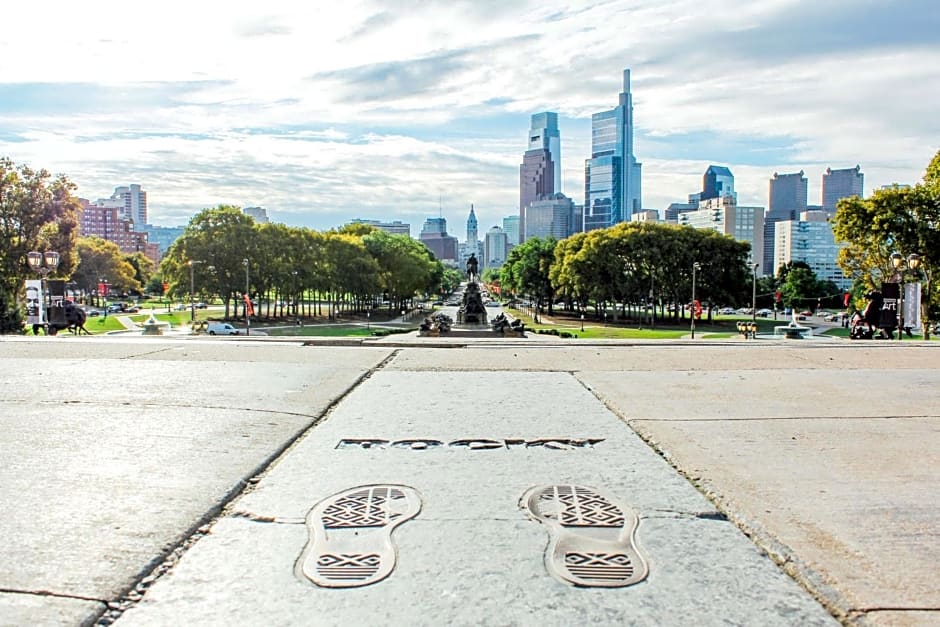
[
  {"xmin": 769, "ymin": 171, "xmax": 808, "ymax": 214},
  {"xmin": 524, "ymin": 193, "xmax": 574, "ymax": 241},
  {"xmin": 520, "ymin": 112, "xmax": 560, "ymax": 240},
  {"xmin": 701, "ymin": 166, "xmax": 735, "ymax": 201},
  {"xmin": 765, "ymin": 171, "xmax": 808, "ymax": 274},
  {"xmin": 584, "ymin": 69, "xmax": 642, "ymax": 231},
  {"xmin": 502, "ymin": 215, "xmax": 520, "ymax": 245},
  {"xmin": 822, "ymin": 165, "xmax": 864, "ymax": 215},
  {"xmin": 679, "ymin": 195, "xmax": 764, "ymax": 269},
  {"xmin": 96, "ymin": 184, "xmax": 147, "ymax": 226},
  {"xmin": 773, "ymin": 213, "xmax": 849, "ymax": 290},
  {"xmin": 483, "ymin": 226, "xmax": 509, "ymax": 270},
  {"xmin": 419, "ymin": 217, "xmax": 458, "ymax": 262}
]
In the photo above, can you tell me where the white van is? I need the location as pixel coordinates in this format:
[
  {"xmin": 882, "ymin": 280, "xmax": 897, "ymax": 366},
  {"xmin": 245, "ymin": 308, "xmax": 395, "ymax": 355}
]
[{"xmin": 206, "ymin": 322, "xmax": 241, "ymax": 335}]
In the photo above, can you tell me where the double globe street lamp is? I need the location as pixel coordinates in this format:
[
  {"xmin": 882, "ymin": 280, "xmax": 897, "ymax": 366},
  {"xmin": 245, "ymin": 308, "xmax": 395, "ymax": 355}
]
[{"xmin": 27, "ymin": 251, "xmax": 60, "ymax": 328}]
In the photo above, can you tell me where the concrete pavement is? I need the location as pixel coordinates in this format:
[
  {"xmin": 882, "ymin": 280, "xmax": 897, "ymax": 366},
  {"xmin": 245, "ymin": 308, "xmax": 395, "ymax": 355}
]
[{"xmin": 0, "ymin": 336, "xmax": 936, "ymax": 626}]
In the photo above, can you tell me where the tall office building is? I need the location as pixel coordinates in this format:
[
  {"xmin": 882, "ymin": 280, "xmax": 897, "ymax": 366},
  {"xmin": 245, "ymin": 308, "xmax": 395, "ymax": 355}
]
[
  {"xmin": 584, "ymin": 68, "xmax": 642, "ymax": 231},
  {"xmin": 822, "ymin": 165, "xmax": 864, "ymax": 215},
  {"xmin": 349, "ymin": 219, "xmax": 411, "ymax": 236},
  {"xmin": 528, "ymin": 112, "xmax": 561, "ymax": 192},
  {"xmin": 679, "ymin": 195, "xmax": 764, "ymax": 269},
  {"xmin": 773, "ymin": 212, "xmax": 849, "ymax": 290},
  {"xmin": 483, "ymin": 226, "xmax": 509, "ymax": 270},
  {"xmin": 419, "ymin": 217, "xmax": 458, "ymax": 263},
  {"xmin": 116, "ymin": 185, "xmax": 147, "ymax": 226},
  {"xmin": 502, "ymin": 215, "xmax": 520, "ymax": 245},
  {"xmin": 664, "ymin": 202, "xmax": 697, "ymax": 224},
  {"xmin": 519, "ymin": 112, "xmax": 560, "ymax": 240},
  {"xmin": 765, "ymin": 171, "xmax": 808, "ymax": 275},
  {"xmin": 524, "ymin": 193, "xmax": 574, "ymax": 241},
  {"xmin": 701, "ymin": 166, "xmax": 735, "ymax": 201},
  {"xmin": 769, "ymin": 171, "xmax": 808, "ymax": 214},
  {"xmin": 94, "ymin": 184, "xmax": 147, "ymax": 226}
]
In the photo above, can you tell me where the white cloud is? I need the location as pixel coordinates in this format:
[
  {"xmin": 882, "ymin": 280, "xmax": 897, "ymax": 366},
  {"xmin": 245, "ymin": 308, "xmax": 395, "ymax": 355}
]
[{"xmin": 1, "ymin": 0, "xmax": 938, "ymax": 235}]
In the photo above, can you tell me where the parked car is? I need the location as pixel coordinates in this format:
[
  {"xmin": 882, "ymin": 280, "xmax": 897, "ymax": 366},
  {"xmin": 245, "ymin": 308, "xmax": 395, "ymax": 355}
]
[
  {"xmin": 206, "ymin": 322, "xmax": 240, "ymax": 335},
  {"xmin": 124, "ymin": 306, "xmax": 140, "ymax": 313},
  {"xmin": 718, "ymin": 307, "xmax": 736, "ymax": 315},
  {"xmin": 195, "ymin": 302, "xmax": 208, "ymax": 309},
  {"xmin": 755, "ymin": 308, "xmax": 773, "ymax": 317}
]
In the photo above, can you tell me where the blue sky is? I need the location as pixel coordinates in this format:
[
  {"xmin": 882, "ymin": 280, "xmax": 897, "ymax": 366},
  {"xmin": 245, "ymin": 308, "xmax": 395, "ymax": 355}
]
[{"xmin": 1, "ymin": 0, "xmax": 938, "ymax": 238}]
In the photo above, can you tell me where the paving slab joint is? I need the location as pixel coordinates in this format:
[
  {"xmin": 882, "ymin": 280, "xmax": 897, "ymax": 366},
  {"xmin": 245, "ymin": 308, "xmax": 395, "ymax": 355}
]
[
  {"xmin": 628, "ymin": 418, "xmax": 855, "ymax": 625},
  {"xmin": 642, "ymin": 509, "xmax": 729, "ymax": 521},
  {"xmin": 846, "ymin": 607, "xmax": 940, "ymax": 627},
  {"xmin": 90, "ymin": 350, "xmax": 400, "ymax": 625}
]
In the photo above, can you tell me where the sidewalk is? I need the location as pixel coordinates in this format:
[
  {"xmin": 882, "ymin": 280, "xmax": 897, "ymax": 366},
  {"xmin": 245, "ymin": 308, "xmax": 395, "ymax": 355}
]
[{"xmin": 0, "ymin": 338, "xmax": 936, "ymax": 626}]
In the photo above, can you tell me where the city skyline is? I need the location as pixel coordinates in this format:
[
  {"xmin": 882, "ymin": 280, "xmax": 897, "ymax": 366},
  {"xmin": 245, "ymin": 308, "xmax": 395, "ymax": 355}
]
[{"xmin": 1, "ymin": 1, "xmax": 938, "ymax": 237}]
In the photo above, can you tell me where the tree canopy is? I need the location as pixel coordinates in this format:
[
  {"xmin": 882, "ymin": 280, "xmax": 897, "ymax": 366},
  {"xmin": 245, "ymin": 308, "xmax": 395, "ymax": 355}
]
[
  {"xmin": 0, "ymin": 157, "xmax": 82, "ymax": 332},
  {"xmin": 160, "ymin": 205, "xmax": 449, "ymax": 318},
  {"xmin": 541, "ymin": 222, "xmax": 752, "ymax": 321},
  {"xmin": 832, "ymin": 149, "xmax": 940, "ymax": 338}
]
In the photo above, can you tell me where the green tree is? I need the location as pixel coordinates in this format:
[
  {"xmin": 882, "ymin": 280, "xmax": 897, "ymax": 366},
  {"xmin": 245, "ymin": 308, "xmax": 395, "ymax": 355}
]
[
  {"xmin": 160, "ymin": 205, "xmax": 257, "ymax": 318},
  {"xmin": 363, "ymin": 230, "xmax": 435, "ymax": 310},
  {"xmin": 832, "ymin": 150, "xmax": 940, "ymax": 338},
  {"xmin": 72, "ymin": 237, "xmax": 141, "ymax": 301},
  {"xmin": 0, "ymin": 158, "xmax": 82, "ymax": 332},
  {"xmin": 501, "ymin": 237, "xmax": 557, "ymax": 314}
]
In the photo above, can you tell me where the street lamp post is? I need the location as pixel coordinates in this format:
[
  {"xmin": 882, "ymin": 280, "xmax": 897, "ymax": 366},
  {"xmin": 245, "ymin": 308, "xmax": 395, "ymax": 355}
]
[
  {"xmin": 27, "ymin": 251, "xmax": 60, "ymax": 331},
  {"xmin": 691, "ymin": 261, "xmax": 701, "ymax": 339},
  {"xmin": 243, "ymin": 258, "xmax": 250, "ymax": 336},
  {"xmin": 891, "ymin": 252, "xmax": 921, "ymax": 341},
  {"xmin": 580, "ymin": 312, "xmax": 585, "ymax": 332},
  {"xmin": 366, "ymin": 310, "xmax": 370, "ymax": 330},
  {"xmin": 187, "ymin": 260, "xmax": 204, "ymax": 323},
  {"xmin": 649, "ymin": 274, "xmax": 655, "ymax": 329},
  {"xmin": 291, "ymin": 270, "xmax": 299, "ymax": 323},
  {"xmin": 751, "ymin": 263, "xmax": 759, "ymax": 324}
]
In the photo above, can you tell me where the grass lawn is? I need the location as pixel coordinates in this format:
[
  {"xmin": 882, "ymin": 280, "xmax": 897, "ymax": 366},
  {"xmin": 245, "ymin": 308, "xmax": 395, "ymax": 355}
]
[{"xmin": 509, "ymin": 308, "xmax": 781, "ymax": 340}]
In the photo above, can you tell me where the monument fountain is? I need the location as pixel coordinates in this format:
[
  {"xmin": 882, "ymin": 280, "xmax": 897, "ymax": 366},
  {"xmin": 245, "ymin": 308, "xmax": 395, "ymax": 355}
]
[{"xmin": 773, "ymin": 310, "xmax": 813, "ymax": 339}]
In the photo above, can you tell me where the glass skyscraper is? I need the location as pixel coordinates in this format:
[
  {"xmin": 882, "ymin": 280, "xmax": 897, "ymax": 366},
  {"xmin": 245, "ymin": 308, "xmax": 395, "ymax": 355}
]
[
  {"xmin": 584, "ymin": 69, "xmax": 642, "ymax": 231},
  {"xmin": 701, "ymin": 166, "xmax": 735, "ymax": 201},
  {"xmin": 520, "ymin": 112, "xmax": 561, "ymax": 241}
]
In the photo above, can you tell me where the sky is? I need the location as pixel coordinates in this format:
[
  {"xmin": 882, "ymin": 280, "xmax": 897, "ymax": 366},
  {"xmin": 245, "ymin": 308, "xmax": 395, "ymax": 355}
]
[{"xmin": 2, "ymin": 0, "xmax": 939, "ymax": 239}]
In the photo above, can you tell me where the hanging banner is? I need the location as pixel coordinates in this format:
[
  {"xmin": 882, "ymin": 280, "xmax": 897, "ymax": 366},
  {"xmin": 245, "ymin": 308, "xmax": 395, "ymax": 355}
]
[
  {"xmin": 879, "ymin": 283, "xmax": 900, "ymax": 329},
  {"xmin": 904, "ymin": 282, "xmax": 922, "ymax": 330},
  {"xmin": 25, "ymin": 280, "xmax": 43, "ymax": 325}
]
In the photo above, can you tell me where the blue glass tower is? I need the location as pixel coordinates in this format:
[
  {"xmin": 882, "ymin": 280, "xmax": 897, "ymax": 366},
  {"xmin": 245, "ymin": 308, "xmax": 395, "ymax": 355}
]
[
  {"xmin": 584, "ymin": 69, "xmax": 642, "ymax": 231},
  {"xmin": 702, "ymin": 165, "xmax": 735, "ymax": 201}
]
